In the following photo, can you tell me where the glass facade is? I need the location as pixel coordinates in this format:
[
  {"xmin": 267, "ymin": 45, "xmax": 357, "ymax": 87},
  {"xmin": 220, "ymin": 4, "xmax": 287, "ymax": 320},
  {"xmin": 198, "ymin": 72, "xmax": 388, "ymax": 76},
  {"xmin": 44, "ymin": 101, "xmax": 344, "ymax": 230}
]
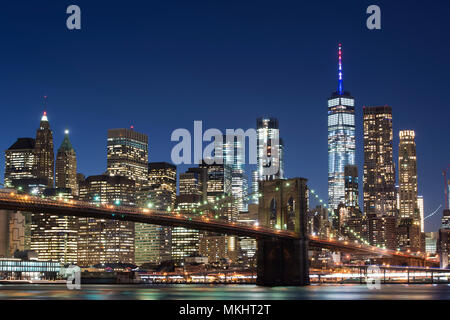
[{"xmin": 327, "ymin": 94, "xmax": 356, "ymax": 210}]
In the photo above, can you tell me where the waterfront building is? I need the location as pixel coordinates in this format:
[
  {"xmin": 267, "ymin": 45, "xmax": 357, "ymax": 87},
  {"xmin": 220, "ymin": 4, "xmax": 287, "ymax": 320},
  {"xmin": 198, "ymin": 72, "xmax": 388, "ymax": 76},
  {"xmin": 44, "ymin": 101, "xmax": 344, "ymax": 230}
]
[{"xmin": 78, "ymin": 175, "xmax": 136, "ymax": 266}]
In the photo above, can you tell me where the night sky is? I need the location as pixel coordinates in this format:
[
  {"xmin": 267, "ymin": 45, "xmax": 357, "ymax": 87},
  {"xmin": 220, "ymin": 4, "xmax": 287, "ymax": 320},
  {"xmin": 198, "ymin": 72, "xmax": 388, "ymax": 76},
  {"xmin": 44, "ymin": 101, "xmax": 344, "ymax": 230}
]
[{"xmin": 0, "ymin": 1, "xmax": 449, "ymax": 231}]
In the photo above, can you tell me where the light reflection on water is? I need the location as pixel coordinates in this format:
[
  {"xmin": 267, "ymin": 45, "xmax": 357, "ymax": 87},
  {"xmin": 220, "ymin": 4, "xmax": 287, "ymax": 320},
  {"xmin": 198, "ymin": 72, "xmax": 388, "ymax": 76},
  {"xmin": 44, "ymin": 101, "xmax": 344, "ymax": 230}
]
[{"xmin": 0, "ymin": 284, "xmax": 449, "ymax": 300}]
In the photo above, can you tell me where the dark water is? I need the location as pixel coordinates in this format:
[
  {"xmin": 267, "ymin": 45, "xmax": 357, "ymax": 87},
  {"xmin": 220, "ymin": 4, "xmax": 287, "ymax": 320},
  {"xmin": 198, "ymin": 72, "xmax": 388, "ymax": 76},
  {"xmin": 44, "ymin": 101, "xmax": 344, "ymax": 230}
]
[{"xmin": 1, "ymin": 284, "xmax": 450, "ymax": 299}]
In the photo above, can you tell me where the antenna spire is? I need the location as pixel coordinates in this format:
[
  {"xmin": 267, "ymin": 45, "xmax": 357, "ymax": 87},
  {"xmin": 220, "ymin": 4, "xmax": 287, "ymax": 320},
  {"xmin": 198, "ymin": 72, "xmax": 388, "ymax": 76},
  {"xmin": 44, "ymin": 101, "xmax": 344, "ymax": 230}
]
[{"xmin": 338, "ymin": 43, "xmax": 343, "ymax": 95}]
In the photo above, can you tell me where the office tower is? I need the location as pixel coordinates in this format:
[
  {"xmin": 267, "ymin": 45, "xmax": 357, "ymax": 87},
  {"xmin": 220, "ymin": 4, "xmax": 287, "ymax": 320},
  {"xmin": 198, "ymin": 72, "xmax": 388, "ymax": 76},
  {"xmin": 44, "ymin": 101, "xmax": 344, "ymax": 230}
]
[
  {"xmin": 180, "ymin": 167, "xmax": 207, "ymax": 199},
  {"xmin": 307, "ymin": 205, "xmax": 333, "ymax": 238},
  {"xmin": 4, "ymin": 138, "xmax": 36, "ymax": 187},
  {"xmin": 55, "ymin": 130, "xmax": 78, "ymax": 196},
  {"xmin": 250, "ymin": 170, "xmax": 259, "ymax": 204},
  {"xmin": 172, "ymin": 167, "xmax": 207, "ymax": 265},
  {"xmin": 253, "ymin": 117, "xmax": 284, "ymax": 204},
  {"xmin": 442, "ymin": 209, "xmax": 450, "ymax": 229},
  {"xmin": 328, "ymin": 44, "xmax": 356, "ymax": 210},
  {"xmin": 397, "ymin": 218, "xmax": 422, "ymax": 252},
  {"xmin": 363, "ymin": 106, "xmax": 396, "ymax": 217},
  {"xmin": 200, "ymin": 161, "xmax": 233, "ymax": 205},
  {"xmin": 135, "ymin": 187, "xmax": 173, "ymax": 266},
  {"xmin": 35, "ymin": 111, "xmax": 54, "ymax": 187},
  {"xmin": 438, "ymin": 227, "xmax": 450, "ymax": 269},
  {"xmin": 78, "ymin": 175, "xmax": 135, "ymax": 266},
  {"xmin": 236, "ymin": 204, "xmax": 258, "ymax": 268},
  {"xmin": 398, "ymin": 130, "xmax": 418, "ymax": 219},
  {"xmin": 31, "ymin": 112, "xmax": 79, "ymax": 263},
  {"xmin": 107, "ymin": 128, "xmax": 148, "ymax": 188},
  {"xmin": 425, "ymin": 232, "xmax": 438, "ymax": 254},
  {"xmin": 148, "ymin": 162, "xmax": 177, "ymax": 205},
  {"xmin": 344, "ymin": 165, "xmax": 359, "ymax": 212},
  {"xmin": 367, "ymin": 214, "xmax": 397, "ymax": 250},
  {"xmin": 135, "ymin": 162, "xmax": 176, "ymax": 266},
  {"xmin": 30, "ymin": 188, "xmax": 78, "ymax": 264},
  {"xmin": 418, "ymin": 196, "xmax": 424, "ymax": 233},
  {"xmin": 224, "ymin": 135, "xmax": 248, "ymax": 212}
]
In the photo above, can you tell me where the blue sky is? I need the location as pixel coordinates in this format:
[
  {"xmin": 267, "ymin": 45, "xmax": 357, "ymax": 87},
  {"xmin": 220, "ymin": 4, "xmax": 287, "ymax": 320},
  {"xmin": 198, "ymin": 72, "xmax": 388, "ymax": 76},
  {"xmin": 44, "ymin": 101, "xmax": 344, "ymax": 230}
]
[{"xmin": 0, "ymin": 1, "xmax": 449, "ymax": 231}]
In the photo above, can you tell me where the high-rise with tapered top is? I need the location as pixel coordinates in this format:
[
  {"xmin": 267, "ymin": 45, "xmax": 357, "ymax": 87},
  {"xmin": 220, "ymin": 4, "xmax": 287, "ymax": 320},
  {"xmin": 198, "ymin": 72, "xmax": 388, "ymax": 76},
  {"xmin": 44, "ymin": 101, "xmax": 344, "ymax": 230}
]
[
  {"xmin": 35, "ymin": 111, "xmax": 54, "ymax": 187},
  {"xmin": 55, "ymin": 130, "xmax": 78, "ymax": 196},
  {"xmin": 328, "ymin": 44, "xmax": 356, "ymax": 211}
]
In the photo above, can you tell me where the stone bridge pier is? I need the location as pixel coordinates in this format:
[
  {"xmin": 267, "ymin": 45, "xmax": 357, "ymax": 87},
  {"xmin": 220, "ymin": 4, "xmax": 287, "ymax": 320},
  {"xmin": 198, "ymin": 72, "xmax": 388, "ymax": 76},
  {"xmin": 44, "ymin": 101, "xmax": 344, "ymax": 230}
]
[{"xmin": 256, "ymin": 178, "xmax": 309, "ymax": 286}]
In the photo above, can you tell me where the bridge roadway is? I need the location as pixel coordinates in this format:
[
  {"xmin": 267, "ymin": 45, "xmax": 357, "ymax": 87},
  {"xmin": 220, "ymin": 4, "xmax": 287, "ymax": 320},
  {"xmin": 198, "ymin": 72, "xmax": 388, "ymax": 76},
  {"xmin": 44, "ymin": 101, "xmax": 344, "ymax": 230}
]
[{"xmin": 0, "ymin": 191, "xmax": 432, "ymax": 263}]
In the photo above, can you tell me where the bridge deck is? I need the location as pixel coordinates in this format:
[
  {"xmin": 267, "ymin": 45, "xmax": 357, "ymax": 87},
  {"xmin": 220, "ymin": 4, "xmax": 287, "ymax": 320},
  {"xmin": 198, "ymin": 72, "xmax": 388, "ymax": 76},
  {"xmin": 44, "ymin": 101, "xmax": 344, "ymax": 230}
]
[{"xmin": 0, "ymin": 191, "xmax": 433, "ymax": 264}]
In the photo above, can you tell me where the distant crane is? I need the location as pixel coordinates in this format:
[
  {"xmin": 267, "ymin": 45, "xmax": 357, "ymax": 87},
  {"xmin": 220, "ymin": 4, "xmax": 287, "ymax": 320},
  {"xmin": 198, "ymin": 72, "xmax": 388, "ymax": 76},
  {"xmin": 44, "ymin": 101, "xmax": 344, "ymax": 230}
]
[{"xmin": 444, "ymin": 165, "xmax": 450, "ymax": 210}]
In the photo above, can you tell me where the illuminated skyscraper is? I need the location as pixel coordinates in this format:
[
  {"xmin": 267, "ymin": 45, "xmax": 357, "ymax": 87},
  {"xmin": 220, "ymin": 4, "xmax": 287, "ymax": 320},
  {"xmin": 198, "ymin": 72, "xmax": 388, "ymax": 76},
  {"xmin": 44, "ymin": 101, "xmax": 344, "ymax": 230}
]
[
  {"xmin": 418, "ymin": 196, "xmax": 424, "ymax": 233},
  {"xmin": 173, "ymin": 167, "xmax": 206, "ymax": 265},
  {"xmin": 78, "ymin": 175, "xmax": 136, "ymax": 266},
  {"xmin": 223, "ymin": 135, "xmax": 248, "ymax": 212},
  {"xmin": 135, "ymin": 162, "xmax": 176, "ymax": 266},
  {"xmin": 148, "ymin": 162, "xmax": 177, "ymax": 205},
  {"xmin": 55, "ymin": 130, "xmax": 78, "ymax": 195},
  {"xmin": 4, "ymin": 139, "xmax": 38, "ymax": 253},
  {"xmin": 328, "ymin": 44, "xmax": 356, "ymax": 210},
  {"xmin": 35, "ymin": 111, "xmax": 54, "ymax": 187},
  {"xmin": 107, "ymin": 128, "xmax": 148, "ymax": 188},
  {"xmin": 253, "ymin": 117, "xmax": 284, "ymax": 204},
  {"xmin": 30, "ymin": 188, "xmax": 78, "ymax": 264},
  {"xmin": 4, "ymin": 138, "xmax": 36, "ymax": 187},
  {"xmin": 344, "ymin": 165, "xmax": 359, "ymax": 210},
  {"xmin": 199, "ymin": 161, "xmax": 237, "ymax": 263},
  {"xmin": 363, "ymin": 106, "xmax": 396, "ymax": 217},
  {"xmin": 398, "ymin": 130, "xmax": 418, "ymax": 220}
]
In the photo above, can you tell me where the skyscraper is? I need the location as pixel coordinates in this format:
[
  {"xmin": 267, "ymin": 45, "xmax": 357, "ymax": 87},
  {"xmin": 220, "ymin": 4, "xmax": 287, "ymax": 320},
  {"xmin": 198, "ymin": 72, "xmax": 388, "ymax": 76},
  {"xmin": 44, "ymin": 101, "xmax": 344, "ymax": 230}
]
[
  {"xmin": 135, "ymin": 162, "xmax": 176, "ymax": 266},
  {"xmin": 4, "ymin": 138, "xmax": 36, "ymax": 187},
  {"xmin": 4, "ymin": 138, "xmax": 37, "ymax": 256},
  {"xmin": 35, "ymin": 111, "xmax": 54, "ymax": 187},
  {"xmin": 148, "ymin": 162, "xmax": 177, "ymax": 205},
  {"xmin": 418, "ymin": 195, "xmax": 424, "ymax": 233},
  {"xmin": 173, "ymin": 167, "xmax": 206, "ymax": 265},
  {"xmin": 78, "ymin": 175, "xmax": 136, "ymax": 266},
  {"xmin": 107, "ymin": 128, "xmax": 148, "ymax": 188},
  {"xmin": 328, "ymin": 44, "xmax": 356, "ymax": 210},
  {"xmin": 253, "ymin": 117, "xmax": 284, "ymax": 204},
  {"xmin": 30, "ymin": 188, "xmax": 78, "ymax": 264},
  {"xmin": 363, "ymin": 106, "xmax": 396, "ymax": 217},
  {"xmin": 55, "ymin": 130, "xmax": 78, "ymax": 195},
  {"xmin": 223, "ymin": 135, "xmax": 248, "ymax": 212},
  {"xmin": 398, "ymin": 130, "xmax": 418, "ymax": 220}
]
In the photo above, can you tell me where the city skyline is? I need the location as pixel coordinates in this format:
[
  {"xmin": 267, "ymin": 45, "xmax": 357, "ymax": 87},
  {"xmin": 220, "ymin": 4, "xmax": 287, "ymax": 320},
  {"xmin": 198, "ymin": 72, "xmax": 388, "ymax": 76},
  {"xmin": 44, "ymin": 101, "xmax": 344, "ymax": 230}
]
[{"xmin": 0, "ymin": 1, "xmax": 449, "ymax": 233}]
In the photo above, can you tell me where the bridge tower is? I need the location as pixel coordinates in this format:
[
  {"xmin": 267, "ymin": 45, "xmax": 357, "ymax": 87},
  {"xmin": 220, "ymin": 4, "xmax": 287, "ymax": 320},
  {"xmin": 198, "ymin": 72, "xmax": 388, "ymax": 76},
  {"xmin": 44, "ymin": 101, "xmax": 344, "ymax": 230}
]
[{"xmin": 257, "ymin": 178, "xmax": 309, "ymax": 286}]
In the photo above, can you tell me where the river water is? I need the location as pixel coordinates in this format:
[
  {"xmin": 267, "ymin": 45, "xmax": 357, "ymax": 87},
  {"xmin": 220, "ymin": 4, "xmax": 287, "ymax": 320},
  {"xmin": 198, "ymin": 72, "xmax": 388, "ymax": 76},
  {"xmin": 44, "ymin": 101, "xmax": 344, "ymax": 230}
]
[{"xmin": 0, "ymin": 283, "xmax": 450, "ymax": 300}]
